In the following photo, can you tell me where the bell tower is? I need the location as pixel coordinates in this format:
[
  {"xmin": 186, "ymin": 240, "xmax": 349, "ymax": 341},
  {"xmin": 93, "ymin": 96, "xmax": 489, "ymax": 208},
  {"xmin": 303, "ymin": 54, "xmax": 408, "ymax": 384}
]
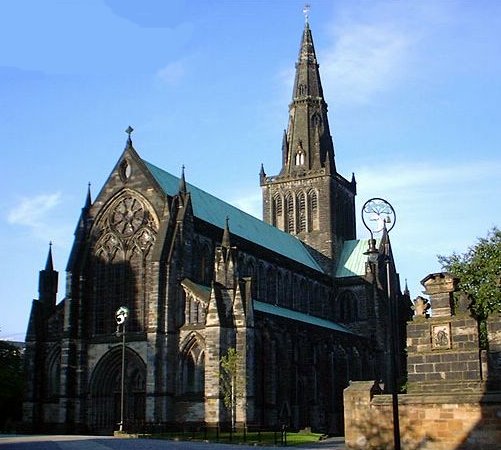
[{"xmin": 260, "ymin": 18, "xmax": 356, "ymax": 274}]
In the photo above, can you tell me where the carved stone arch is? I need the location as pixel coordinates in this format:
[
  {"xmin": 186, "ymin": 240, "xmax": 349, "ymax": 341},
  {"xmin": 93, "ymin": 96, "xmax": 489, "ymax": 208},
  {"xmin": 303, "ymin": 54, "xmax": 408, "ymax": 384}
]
[
  {"xmin": 179, "ymin": 333, "xmax": 205, "ymax": 395},
  {"xmin": 196, "ymin": 240, "xmax": 212, "ymax": 285},
  {"xmin": 88, "ymin": 346, "xmax": 146, "ymax": 434},
  {"xmin": 266, "ymin": 265, "xmax": 277, "ymax": 304},
  {"xmin": 297, "ymin": 190, "xmax": 307, "ymax": 233},
  {"xmin": 94, "ymin": 232, "xmax": 124, "ymax": 263},
  {"xmin": 350, "ymin": 347, "xmax": 362, "ymax": 381},
  {"xmin": 272, "ymin": 192, "xmax": 284, "ymax": 229},
  {"xmin": 337, "ymin": 290, "xmax": 358, "ymax": 323},
  {"xmin": 257, "ymin": 262, "xmax": 266, "ymax": 300},
  {"xmin": 92, "ymin": 188, "xmax": 159, "ymax": 243},
  {"xmin": 45, "ymin": 345, "xmax": 61, "ymax": 399},
  {"xmin": 307, "ymin": 188, "xmax": 319, "ymax": 231},
  {"xmin": 311, "ymin": 111, "xmax": 322, "ymax": 129},
  {"xmin": 89, "ymin": 190, "xmax": 159, "ymax": 336},
  {"xmin": 292, "ymin": 275, "xmax": 301, "ymax": 310},
  {"xmin": 285, "ymin": 191, "xmax": 295, "ymax": 234},
  {"xmin": 299, "ymin": 278, "xmax": 308, "ymax": 312},
  {"xmin": 276, "ymin": 269, "xmax": 285, "ymax": 306}
]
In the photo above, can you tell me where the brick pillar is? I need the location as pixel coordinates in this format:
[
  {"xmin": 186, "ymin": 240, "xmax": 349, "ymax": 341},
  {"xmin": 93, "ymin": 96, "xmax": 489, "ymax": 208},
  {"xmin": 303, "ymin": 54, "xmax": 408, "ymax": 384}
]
[
  {"xmin": 343, "ymin": 381, "xmax": 382, "ymax": 448},
  {"xmin": 407, "ymin": 272, "xmax": 484, "ymax": 393},
  {"xmin": 487, "ymin": 313, "xmax": 501, "ymax": 390}
]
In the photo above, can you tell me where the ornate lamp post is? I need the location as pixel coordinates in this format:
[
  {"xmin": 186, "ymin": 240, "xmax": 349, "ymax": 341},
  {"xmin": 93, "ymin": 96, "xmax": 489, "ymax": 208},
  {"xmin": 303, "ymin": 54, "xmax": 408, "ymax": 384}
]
[
  {"xmin": 115, "ymin": 306, "xmax": 129, "ymax": 433},
  {"xmin": 361, "ymin": 198, "xmax": 401, "ymax": 450}
]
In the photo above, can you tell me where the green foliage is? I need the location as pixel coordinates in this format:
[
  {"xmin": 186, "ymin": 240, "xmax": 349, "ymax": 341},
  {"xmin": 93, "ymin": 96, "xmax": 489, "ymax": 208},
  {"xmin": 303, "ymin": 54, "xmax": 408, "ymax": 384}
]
[
  {"xmin": 0, "ymin": 340, "xmax": 24, "ymax": 428},
  {"xmin": 438, "ymin": 227, "xmax": 501, "ymax": 320},
  {"xmin": 220, "ymin": 347, "xmax": 239, "ymax": 411}
]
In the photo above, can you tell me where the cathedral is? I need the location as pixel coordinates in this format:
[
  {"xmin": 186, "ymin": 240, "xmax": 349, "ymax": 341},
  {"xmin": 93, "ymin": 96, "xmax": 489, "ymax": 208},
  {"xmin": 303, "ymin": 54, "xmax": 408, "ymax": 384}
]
[{"xmin": 23, "ymin": 20, "xmax": 410, "ymax": 435}]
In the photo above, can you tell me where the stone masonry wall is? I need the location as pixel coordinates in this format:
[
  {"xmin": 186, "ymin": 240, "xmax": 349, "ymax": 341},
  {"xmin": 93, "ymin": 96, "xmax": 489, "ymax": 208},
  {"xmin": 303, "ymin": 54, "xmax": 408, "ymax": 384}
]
[
  {"xmin": 344, "ymin": 272, "xmax": 501, "ymax": 449},
  {"xmin": 345, "ymin": 383, "xmax": 501, "ymax": 450}
]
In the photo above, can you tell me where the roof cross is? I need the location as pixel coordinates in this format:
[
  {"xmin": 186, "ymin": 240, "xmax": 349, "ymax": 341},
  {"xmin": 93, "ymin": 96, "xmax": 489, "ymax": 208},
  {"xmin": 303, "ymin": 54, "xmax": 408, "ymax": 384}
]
[{"xmin": 303, "ymin": 4, "xmax": 310, "ymax": 24}]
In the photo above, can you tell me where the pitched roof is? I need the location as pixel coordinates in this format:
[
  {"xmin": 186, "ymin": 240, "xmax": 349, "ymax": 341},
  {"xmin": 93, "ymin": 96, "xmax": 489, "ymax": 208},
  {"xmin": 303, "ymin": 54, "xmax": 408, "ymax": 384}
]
[
  {"xmin": 335, "ymin": 239, "xmax": 381, "ymax": 278},
  {"xmin": 144, "ymin": 160, "xmax": 324, "ymax": 273},
  {"xmin": 254, "ymin": 300, "xmax": 356, "ymax": 335}
]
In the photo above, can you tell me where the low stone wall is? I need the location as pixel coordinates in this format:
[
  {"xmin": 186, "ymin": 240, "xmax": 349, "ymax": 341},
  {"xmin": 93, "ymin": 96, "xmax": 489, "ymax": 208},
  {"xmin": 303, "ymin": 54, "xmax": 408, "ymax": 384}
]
[{"xmin": 344, "ymin": 381, "xmax": 501, "ymax": 449}]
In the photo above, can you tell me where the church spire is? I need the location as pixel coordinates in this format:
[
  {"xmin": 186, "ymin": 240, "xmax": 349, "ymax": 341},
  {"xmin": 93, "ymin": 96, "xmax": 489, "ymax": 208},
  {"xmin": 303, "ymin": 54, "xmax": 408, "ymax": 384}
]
[
  {"xmin": 45, "ymin": 241, "xmax": 54, "ymax": 272},
  {"xmin": 281, "ymin": 16, "xmax": 335, "ymax": 176},
  {"xmin": 39, "ymin": 242, "xmax": 58, "ymax": 308}
]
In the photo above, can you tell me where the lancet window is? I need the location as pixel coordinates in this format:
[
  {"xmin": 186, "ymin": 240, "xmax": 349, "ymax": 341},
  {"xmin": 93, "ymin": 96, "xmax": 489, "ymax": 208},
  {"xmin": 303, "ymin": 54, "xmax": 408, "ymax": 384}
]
[
  {"xmin": 180, "ymin": 337, "xmax": 205, "ymax": 395},
  {"xmin": 308, "ymin": 189, "xmax": 319, "ymax": 231}
]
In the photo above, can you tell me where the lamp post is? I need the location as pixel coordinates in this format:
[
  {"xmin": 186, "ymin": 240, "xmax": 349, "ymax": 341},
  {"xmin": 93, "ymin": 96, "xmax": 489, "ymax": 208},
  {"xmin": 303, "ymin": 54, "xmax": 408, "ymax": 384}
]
[
  {"xmin": 361, "ymin": 198, "xmax": 401, "ymax": 450},
  {"xmin": 115, "ymin": 306, "xmax": 129, "ymax": 433}
]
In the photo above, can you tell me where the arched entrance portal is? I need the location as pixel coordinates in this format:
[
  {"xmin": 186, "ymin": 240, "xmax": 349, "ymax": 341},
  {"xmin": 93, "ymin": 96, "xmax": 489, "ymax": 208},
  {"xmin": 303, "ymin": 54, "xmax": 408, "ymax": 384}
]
[{"xmin": 88, "ymin": 346, "xmax": 146, "ymax": 434}]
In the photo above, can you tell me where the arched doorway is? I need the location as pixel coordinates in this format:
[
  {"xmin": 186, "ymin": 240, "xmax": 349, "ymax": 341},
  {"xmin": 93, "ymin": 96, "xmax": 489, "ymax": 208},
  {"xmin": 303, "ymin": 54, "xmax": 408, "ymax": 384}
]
[{"xmin": 88, "ymin": 346, "xmax": 146, "ymax": 434}]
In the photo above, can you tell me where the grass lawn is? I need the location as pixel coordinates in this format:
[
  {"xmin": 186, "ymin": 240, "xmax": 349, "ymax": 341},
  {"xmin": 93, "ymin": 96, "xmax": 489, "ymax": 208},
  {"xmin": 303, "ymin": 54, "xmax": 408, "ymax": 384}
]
[{"xmin": 150, "ymin": 429, "xmax": 324, "ymax": 446}]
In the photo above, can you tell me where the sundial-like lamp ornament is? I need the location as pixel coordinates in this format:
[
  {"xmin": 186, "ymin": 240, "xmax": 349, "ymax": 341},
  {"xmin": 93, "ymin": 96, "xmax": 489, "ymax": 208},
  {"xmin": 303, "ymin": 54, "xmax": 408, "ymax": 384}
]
[
  {"xmin": 361, "ymin": 197, "xmax": 396, "ymax": 263},
  {"xmin": 115, "ymin": 306, "xmax": 129, "ymax": 433},
  {"xmin": 116, "ymin": 306, "xmax": 129, "ymax": 327},
  {"xmin": 361, "ymin": 197, "xmax": 401, "ymax": 450}
]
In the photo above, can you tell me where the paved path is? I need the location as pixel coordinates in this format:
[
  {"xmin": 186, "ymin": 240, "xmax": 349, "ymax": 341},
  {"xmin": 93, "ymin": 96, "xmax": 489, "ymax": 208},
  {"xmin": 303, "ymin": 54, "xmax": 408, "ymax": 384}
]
[{"xmin": 0, "ymin": 435, "xmax": 346, "ymax": 449}]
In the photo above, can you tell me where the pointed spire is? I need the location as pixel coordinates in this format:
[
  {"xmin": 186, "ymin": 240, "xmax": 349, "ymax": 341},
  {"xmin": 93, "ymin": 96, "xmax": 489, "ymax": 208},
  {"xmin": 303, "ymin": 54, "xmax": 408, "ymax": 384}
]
[
  {"xmin": 85, "ymin": 182, "xmax": 92, "ymax": 209},
  {"xmin": 222, "ymin": 216, "xmax": 231, "ymax": 249},
  {"xmin": 404, "ymin": 279, "xmax": 410, "ymax": 297},
  {"xmin": 259, "ymin": 163, "xmax": 266, "ymax": 184},
  {"xmin": 280, "ymin": 18, "xmax": 335, "ymax": 176},
  {"xmin": 45, "ymin": 242, "xmax": 54, "ymax": 271},
  {"xmin": 179, "ymin": 165, "xmax": 187, "ymax": 194}
]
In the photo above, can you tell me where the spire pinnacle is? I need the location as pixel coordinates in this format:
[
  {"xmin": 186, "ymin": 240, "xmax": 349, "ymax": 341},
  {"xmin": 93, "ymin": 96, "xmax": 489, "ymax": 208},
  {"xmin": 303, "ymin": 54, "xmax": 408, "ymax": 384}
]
[
  {"xmin": 222, "ymin": 216, "xmax": 231, "ymax": 249},
  {"xmin": 179, "ymin": 165, "xmax": 187, "ymax": 194},
  {"xmin": 85, "ymin": 182, "xmax": 92, "ymax": 209},
  {"xmin": 45, "ymin": 242, "xmax": 54, "ymax": 271}
]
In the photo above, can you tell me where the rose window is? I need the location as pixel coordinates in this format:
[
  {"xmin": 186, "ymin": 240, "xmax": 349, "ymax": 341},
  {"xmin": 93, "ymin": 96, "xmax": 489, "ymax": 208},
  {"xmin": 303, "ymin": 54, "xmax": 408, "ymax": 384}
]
[{"xmin": 111, "ymin": 197, "xmax": 145, "ymax": 236}]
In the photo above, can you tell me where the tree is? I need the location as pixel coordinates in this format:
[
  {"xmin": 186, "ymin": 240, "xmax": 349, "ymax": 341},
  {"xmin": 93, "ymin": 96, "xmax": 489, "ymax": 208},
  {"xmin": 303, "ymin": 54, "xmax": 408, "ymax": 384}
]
[
  {"xmin": 0, "ymin": 339, "xmax": 24, "ymax": 430},
  {"xmin": 220, "ymin": 347, "xmax": 240, "ymax": 431},
  {"xmin": 438, "ymin": 227, "xmax": 501, "ymax": 321}
]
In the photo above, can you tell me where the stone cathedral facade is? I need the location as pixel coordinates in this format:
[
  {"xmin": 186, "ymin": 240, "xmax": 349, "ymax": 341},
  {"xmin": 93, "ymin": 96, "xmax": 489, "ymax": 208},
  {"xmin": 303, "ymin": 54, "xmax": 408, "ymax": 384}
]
[{"xmin": 23, "ymin": 22, "xmax": 410, "ymax": 435}]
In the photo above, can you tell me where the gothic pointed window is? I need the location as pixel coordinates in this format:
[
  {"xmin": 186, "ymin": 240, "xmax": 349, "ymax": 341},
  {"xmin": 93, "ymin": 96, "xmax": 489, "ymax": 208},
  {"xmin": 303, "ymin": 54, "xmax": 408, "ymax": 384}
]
[
  {"xmin": 273, "ymin": 193, "xmax": 284, "ymax": 229},
  {"xmin": 294, "ymin": 150, "xmax": 305, "ymax": 166},
  {"xmin": 308, "ymin": 189, "xmax": 319, "ymax": 231},
  {"xmin": 311, "ymin": 112, "xmax": 322, "ymax": 128},
  {"xmin": 91, "ymin": 193, "xmax": 158, "ymax": 336},
  {"xmin": 297, "ymin": 191, "xmax": 307, "ymax": 233},
  {"xmin": 286, "ymin": 193, "xmax": 295, "ymax": 233},
  {"xmin": 180, "ymin": 338, "xmax": 205, "ymax": 396}
]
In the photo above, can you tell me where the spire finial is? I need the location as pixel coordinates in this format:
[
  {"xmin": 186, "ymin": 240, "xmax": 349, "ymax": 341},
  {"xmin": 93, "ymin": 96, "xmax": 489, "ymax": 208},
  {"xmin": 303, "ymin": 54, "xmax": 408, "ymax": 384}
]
[
  {"xmin": 125, "ymin": 126, "xmax": 134, "ymax": 145},
  {"xmin": 85, "ymin": 182, "xmax": 92, "ymax": 208},
  {"xmin": 303, "ymin": 4, "xmax": 310, "ymax": 25},
  {"xmin": 222, "ymin": 216, "xmax": 231, "ymax": 249},
  {"xmin": 179, "ymin": 164, "xmax": 187, "ymax": 194}
]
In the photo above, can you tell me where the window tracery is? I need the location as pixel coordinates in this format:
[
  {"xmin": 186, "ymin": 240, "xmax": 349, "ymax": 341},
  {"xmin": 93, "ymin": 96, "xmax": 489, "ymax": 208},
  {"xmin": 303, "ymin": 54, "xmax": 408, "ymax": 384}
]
[{"xmin": 91, "ymin": 193, "xmax": 158, "ymax": 336}]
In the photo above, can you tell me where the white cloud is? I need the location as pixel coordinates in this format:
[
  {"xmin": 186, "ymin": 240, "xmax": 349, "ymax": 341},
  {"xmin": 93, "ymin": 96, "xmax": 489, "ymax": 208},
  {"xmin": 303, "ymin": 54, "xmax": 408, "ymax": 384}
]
[
  {"xmin": 157, "ymin": 60, "xmax": 186, "ymax": 85},
  {"xmin": 7, "ymin": 193, "xmax": 62, "ymax": 226},
  {"xmin": 231, "ymin": 192, "xmax": 262, "ymax": 219},
  {"xmin": 320, "ymin": 23, "xmax": 413, "ymax": 104}
]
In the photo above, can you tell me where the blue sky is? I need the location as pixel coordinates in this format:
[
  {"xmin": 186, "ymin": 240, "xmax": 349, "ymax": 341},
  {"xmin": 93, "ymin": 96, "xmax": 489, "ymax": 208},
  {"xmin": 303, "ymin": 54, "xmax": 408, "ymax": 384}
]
[{"xmin": 1, "ymin": 0, "xmax": 500, "ymax": 341}]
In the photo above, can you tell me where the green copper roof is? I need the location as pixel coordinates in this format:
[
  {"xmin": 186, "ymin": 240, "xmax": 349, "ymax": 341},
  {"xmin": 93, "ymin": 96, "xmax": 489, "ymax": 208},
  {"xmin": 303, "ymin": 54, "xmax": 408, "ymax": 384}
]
[
  {"xmin": 254, "ymin": 300, "xmax": 356, "ymax": 335},
  {"xmin": 335, "ymin": 239, "xmax": 381, "ymax": 278},
  {"xmin": 144, "ymin": 160, "xmax": 324, "ymax": 273}
]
